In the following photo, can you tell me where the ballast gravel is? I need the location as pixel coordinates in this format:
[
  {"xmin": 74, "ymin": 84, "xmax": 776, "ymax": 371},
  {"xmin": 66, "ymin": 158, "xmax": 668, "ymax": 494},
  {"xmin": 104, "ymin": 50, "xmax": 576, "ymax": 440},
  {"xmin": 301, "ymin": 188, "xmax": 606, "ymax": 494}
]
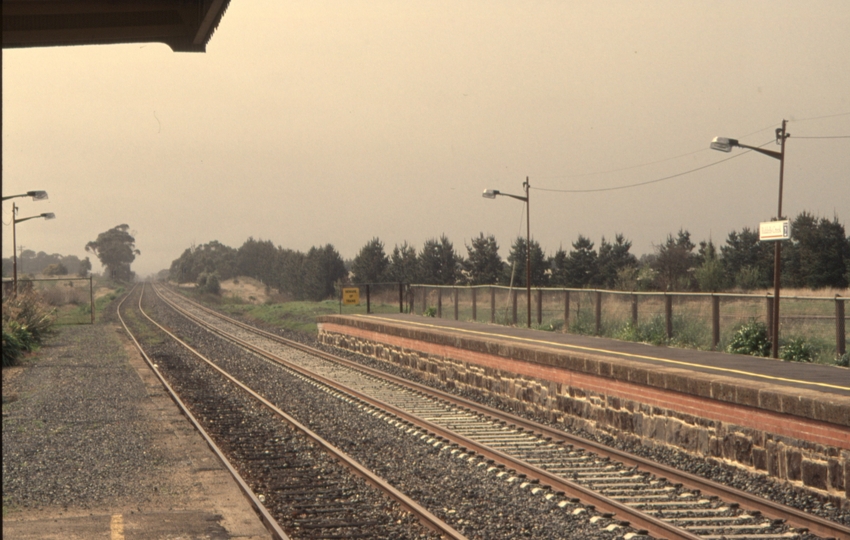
[{"xmin": 144, "ymin": 292, "xmax": 628, "ymax": 539}]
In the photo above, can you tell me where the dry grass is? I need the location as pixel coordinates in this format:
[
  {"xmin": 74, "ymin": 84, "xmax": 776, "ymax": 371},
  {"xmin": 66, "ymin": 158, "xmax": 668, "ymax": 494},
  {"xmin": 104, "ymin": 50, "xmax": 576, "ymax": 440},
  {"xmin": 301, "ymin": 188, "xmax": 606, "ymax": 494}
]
[
  {"xmin": 218, "ymin": 277, "xmax": 269, "ymax": 304},
  {"xmin": 410, "ymin": 285, "xmax": 848, "ymax": 362}
]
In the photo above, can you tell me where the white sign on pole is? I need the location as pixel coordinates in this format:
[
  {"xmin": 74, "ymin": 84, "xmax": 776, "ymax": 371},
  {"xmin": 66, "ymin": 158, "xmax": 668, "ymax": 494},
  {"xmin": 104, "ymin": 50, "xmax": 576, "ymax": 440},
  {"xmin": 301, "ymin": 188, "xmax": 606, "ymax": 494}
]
[{"xmin": 759, "ymin": 220, "xmax": 791, "ymax": 241}]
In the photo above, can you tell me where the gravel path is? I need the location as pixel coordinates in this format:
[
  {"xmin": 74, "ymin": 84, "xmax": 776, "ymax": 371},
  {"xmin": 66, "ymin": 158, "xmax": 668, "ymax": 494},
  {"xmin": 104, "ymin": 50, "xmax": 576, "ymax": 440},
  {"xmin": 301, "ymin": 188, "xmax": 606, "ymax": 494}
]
[
  {"xmin": 2, "ymin": 324, "xmax": 165, "ymax": 511},
  {"xmin": 2, "ymin": 312, "xmax": 271, "ymax": 540}
]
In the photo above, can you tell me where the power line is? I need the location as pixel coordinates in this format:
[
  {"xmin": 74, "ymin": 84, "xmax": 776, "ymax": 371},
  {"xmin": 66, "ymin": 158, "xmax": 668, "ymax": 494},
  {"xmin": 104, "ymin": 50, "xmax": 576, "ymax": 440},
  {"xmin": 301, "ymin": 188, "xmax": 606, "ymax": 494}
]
[
  {"xmin": 792, "ymin": 135, "xmax": 850, "ymax": 139},
  {"xmin": 537, "ymin": 147, "xmax": 709, "ymax": 180},
  {"xmin": 533, "ymin": 144, "xmax": 764, "ymax": 194},
  {"xmin": 789, "ymin": 111, "xmax": 850, "ymax": 123}
]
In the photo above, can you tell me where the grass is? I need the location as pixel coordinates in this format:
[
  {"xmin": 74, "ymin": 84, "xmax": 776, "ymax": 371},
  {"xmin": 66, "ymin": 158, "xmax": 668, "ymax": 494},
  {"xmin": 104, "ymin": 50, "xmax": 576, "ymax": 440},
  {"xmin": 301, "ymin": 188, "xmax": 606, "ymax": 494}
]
[{"xmin": 215, "ymin": 299, "xmax": 339, "ymax": 334}]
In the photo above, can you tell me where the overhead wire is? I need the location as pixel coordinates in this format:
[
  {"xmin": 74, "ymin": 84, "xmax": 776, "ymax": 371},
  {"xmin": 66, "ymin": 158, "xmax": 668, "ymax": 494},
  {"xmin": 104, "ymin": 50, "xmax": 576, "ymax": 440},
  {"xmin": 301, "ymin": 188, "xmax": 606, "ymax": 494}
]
[
  {"xmin": 792, "ymin": 135, "xmax": 850, "ymax": 139},
  {"xmin": 533, "ymin": 141, "xmax": 770, "ymax": 194},
  {"xmin": 532, "ymin": 114, "xmax": 846, "ymax": 185},
  {"xmin": 789, "ymin": 111, "xmax": 850, "ymax": 123}
]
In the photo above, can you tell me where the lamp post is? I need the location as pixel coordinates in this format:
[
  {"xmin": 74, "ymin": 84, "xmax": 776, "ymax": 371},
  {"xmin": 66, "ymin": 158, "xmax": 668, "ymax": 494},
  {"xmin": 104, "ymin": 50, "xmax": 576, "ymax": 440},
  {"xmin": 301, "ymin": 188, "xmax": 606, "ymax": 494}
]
[
  {"xmin": 483, "ymin": 177, "xmax": 532, "ymax": 328},
  {"xmin": 12, "ymin": 202, "xmax": 56, "ymax": 293},
  {"xmin": 711, "ymin": 120, "xmax": 789, "ymax": 358}
]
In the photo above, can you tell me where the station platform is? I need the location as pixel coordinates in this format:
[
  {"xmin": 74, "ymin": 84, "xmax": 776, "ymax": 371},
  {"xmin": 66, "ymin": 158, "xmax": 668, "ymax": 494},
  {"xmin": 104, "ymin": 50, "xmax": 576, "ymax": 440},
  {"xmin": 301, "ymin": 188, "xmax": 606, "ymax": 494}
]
[{"xmin": 318, "ymin": 313, "xmax": 850, "ymax": 499}]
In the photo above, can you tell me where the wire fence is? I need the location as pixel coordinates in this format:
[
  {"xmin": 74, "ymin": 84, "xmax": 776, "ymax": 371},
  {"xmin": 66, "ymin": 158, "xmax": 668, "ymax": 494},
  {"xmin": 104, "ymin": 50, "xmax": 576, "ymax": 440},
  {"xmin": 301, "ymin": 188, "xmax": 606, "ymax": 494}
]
[{"xmin": 407, "ymin": 284, "xmax": 848, "ymax": 362}]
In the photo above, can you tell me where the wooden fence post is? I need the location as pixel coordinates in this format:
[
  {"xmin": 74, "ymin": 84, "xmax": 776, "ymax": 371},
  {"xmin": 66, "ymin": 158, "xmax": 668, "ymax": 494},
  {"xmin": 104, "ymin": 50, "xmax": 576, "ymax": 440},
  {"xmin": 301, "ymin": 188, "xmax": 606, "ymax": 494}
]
[
  {"xmin": 595, "ymin": 291, "xmax": 602, "ymax": 335},
  {"xmin": 631, "ymin": 294, "xmax": 638, "ymax": 327},
  {"xmin": 837, "ymin": 297, "xmax": 846, "ymax": 356},
  {"xmin": 665, "ymin": 294, "xmax": 673, "ymax": 340},
  {"xmin": 712, "ymin": 295, "xmax": 720, "ymax": 350},
  {"xmin": 437, "ymin": 288, "xmax": 442, "ymax": 318},
  {"xmin": 453, "ymin": 287, "xmax": 459, "ymax": 320},
  {"xmin": 537, "ymin": 289, "xmax": 542, "ymax": 325},
  {"xmin": 564, "ymin": 291, "xmax": 570, "ymax": 331},
  {"xmin": 399, "ymin": 282, "xmax": 404, "ymax": 313},
  {"xmin": 766, "ymin": 296, "xmax": 774, "ymax": 342},
  {"xmin": 472, "ymin": 288, "xmax": 477, "ymax": 321},
  {"xmin": 490, "ymin": 287, "xmax": 496, "ymax": 323},
  {"xmin": 512, "ymin": 290, "xmax": 518, "ymax": 325},
  {"xmin": 90, "ymin": 275, "xmax": 95, "ymax": 324}
]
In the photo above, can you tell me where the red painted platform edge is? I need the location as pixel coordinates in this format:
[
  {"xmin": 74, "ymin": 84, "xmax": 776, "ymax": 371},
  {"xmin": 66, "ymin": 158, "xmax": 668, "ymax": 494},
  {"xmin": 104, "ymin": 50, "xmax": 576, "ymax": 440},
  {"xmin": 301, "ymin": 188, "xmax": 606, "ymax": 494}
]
[{"xmin": 317, "ymin": 315, "xmax": 850, "ymax": 431}]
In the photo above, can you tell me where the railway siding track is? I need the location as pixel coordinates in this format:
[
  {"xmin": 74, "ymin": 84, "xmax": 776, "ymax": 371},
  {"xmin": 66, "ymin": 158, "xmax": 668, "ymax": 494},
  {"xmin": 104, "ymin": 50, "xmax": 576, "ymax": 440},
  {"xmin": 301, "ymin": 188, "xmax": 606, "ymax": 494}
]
[
  {"xmin": 152, "ymin": 284, "xmax": 850, "ymax": 540},
  {"xmin": 119, "ymin": 285, "xmax": 462, "ymax": 540}
]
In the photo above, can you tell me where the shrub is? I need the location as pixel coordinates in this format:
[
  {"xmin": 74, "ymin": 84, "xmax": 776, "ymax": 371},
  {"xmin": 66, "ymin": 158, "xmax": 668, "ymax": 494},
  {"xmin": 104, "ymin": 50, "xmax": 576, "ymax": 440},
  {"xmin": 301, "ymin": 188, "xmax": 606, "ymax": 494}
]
[
  {"xmin": 3, "ymin": 328, "xmax": 23, "ymax": 366},
  {"xmin": 2, "ymin": 291, "xmax": 56, "ymax": 366},
  {"xmin": 196, "ymin": 272, "xmax": 221, "ymax": 295},
  {"xmin": 727, "ymin": 320, "xmax": 770, "ymax": 357},
  {"xmin": 616, "ymin": 316, "xmax": 668, "ymax": 346},
  {"xmin": 423, "ymin": 306, "xmax": 437, "ymax": 317},
  {"xmin": 779, "ymin": 338, "xmax": 815, "ymax": 362},
  {"xmin": 836, "ymin": 352, "xmax": 850, "ymax": 367}
]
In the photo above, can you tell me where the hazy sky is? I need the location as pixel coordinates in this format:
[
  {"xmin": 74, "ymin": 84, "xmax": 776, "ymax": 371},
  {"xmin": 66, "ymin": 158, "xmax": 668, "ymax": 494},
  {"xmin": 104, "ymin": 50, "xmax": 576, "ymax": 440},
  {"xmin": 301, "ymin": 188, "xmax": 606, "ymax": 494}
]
[{"xmin": 3, "ymin": 1, "xmax": 849, "ymax": 278}]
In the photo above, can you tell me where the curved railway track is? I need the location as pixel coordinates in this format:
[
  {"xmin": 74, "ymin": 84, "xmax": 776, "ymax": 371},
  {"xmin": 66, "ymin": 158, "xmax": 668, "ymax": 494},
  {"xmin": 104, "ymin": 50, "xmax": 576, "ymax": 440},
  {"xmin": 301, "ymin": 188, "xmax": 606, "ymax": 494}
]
[
  {"xmin": 118, "ymin": 284, "xmax": 464, "ymax": 540},
  {"xmin": 148, "ymin": 282, "xmax": 849, "ymax": 540}
]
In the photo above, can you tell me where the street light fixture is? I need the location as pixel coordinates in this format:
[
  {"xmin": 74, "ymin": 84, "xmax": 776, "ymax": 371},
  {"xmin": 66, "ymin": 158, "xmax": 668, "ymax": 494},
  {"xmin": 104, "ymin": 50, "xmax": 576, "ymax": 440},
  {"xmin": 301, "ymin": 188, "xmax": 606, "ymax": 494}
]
[
  {"xmin": 711, "ymin": 120, "xmax": 789, "ymax": 358},
  {"xmin": 482, "ymin": 177, "xmax": 532, "ymax": 328},
  {"xmin": 12, "ymin": 202, "xmax": 56, "ymax": 292},
  {"xmin": 3, "ymin": 190, "xmax": 49, "ymax": 202}
]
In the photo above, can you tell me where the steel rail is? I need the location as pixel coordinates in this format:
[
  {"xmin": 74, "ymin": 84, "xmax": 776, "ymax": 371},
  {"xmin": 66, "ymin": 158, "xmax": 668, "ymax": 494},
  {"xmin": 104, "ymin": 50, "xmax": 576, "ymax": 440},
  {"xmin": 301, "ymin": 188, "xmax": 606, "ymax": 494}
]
[
  {"xmin": 117, "ymin": 285, "xmax": 291, "ymax": 540},
  {"xmin": 157, "ymin": 283, "xmax": 850, "ymax": 540},
  {"xmin": 153, "ymin": 285, "xmax": 700, "ymax": 540},
  {"xmin": 139, "ymin": 284, "xmax": 468, "ymax": 540}
]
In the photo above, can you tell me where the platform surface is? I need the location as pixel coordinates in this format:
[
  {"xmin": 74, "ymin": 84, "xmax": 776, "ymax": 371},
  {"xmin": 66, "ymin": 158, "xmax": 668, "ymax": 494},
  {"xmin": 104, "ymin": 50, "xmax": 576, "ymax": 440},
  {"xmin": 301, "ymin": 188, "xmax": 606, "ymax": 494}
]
[{"xmin": 342, "ymin": 313, "xmax": 850, "ymax": 398}]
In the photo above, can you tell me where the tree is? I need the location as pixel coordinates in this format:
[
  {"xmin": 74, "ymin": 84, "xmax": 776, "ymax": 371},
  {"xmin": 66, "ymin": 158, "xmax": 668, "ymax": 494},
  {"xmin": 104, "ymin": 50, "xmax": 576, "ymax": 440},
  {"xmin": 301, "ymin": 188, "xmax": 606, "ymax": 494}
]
[
  {"xmin": 236, "ymin": 238, "xmax": 278, "ymax": 287},
  {"xmin": 85, "ymin": 224, "xmax": 140, "ymax": 281},
  {"xmin": 277, "ymin": 248, "xmax": 307, "ymax": 299},
  {"xmin": 78, "ymin": 257, "xmax": 92, "ymax": 277},
  {"xmin": 169, "ymin": 240, "xmax": 237, "ymax": 283},
  {"xmin": 419, "ymin": 235, "xmax": 461, "ymax": 285},
  {"xmin": 721, "ymin": 227, "xmax": 773, "ymax": 289},
  {"xmin": 560, "ymin": 235, "xmax": 597, "ymax": 288},
  {"xmin": 350, "ymin": 237, "xmax": 389, "ymax": 283},
  {"xmin": 303, "ymin": 244, "xmax": 348, "ymax": 301},
  {"xmin": 386, "ymin": 242, "xmax": 420, "ymax": 284},
  {"xmin": 463, "ymin": 233, "xmax": 503, "ymax": 285},
  {"xmin": 42, "ymin": 263, "xmax": 68, "ymax": 276},
  {"xmin": 784, "ymin": 212, "xmax": 850, "ymax": 289},
  {"xmin": 652, "ymin": 229, "xmax": 697, "ymax": 291},
  {"xmin": 502, "ymin": 237, "xmax": 547, "ymax": 287},
  {"xmin": 694, "ymin": 240, "xmax": 726, "ymax": 292},
  {"xmin": 597, "ymin": 234, "xmax": 637, "ymax": 288}
]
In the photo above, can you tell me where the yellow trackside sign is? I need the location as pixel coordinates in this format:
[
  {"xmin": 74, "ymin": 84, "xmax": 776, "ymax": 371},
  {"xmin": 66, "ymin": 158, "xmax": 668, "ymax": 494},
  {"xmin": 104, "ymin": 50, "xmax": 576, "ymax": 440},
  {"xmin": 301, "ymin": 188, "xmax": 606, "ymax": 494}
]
[{"xmin": 342, "ymin": 288, "xmax": 360, "ymax": 305}]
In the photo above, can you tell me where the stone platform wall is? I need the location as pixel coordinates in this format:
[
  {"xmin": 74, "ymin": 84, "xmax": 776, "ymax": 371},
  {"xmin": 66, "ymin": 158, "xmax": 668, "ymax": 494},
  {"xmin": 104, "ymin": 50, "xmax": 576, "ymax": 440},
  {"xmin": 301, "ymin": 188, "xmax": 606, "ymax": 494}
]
[{"xmin": 319, "ymin": 328, "xmax": 849, "ymax": 506}]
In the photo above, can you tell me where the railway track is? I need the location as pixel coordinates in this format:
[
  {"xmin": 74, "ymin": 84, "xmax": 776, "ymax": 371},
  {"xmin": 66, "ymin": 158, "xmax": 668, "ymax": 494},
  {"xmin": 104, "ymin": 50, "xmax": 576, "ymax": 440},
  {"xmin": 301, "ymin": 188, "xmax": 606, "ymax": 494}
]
[
  {"xmin": 149, "ymin": 282, "xmax": 850, "ymax": 540},
  {"xmin": 118, "ymin": 284, "xmax": 464, "ymax": 540}
]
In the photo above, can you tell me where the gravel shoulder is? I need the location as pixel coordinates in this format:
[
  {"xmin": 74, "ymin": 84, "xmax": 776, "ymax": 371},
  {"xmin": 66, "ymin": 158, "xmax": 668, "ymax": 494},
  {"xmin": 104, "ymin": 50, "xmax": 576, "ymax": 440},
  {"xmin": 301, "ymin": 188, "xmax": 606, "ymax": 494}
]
[{"xmin": 2, "ymin": 320, "xmax": 270, "ymax": 540}]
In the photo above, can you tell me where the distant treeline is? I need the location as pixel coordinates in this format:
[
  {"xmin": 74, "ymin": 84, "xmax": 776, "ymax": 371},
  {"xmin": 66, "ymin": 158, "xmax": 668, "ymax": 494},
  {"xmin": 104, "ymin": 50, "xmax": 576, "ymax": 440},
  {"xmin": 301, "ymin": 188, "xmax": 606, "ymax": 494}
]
[
  {"xmin": 169, "ymin": 211, "xmax": 849, "ymax": 300},
  {"xmin": 1, "ymin": 251, "xmax": 91, "ymax": 278}
]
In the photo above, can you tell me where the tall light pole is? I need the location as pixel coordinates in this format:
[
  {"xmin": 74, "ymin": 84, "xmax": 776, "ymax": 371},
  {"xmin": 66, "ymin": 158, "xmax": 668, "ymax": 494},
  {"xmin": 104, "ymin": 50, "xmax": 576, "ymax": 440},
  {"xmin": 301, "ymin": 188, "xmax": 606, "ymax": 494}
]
[
  {"xmin": 483, "ymin": 177, "xmax": 532, "ymax": 328},
  {"xmin": 12, "ymin": 203, "xmax": 56, "ymax": 292},
  {"xmin": 711, "ymin": 120, "xmax": 789, "ymax": 358}
]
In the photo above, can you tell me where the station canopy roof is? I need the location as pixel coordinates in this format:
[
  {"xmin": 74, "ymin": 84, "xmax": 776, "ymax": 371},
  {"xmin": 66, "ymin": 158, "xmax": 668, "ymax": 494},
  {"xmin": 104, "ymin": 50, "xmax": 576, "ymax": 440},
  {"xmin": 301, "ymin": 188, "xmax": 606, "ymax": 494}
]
[{"xmin": 3, "ymin": 0, "xmax": 232, "ymax": 52}]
